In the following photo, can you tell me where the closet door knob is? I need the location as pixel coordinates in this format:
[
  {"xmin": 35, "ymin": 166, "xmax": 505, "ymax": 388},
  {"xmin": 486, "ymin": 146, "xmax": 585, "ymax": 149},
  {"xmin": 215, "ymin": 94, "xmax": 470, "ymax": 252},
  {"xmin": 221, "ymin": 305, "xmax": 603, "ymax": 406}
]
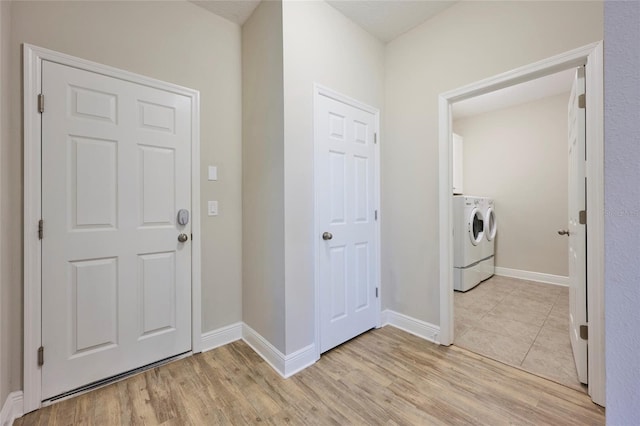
[{"xmin": 322, "ymin": 232, "xmax": 333, "ymax": 240}]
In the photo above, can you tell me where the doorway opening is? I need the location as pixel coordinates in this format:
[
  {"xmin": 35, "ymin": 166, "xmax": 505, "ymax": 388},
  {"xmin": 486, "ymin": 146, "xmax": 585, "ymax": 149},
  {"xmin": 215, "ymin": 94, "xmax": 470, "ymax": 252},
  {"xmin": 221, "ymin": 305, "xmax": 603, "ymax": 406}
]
[
  {"xmin": 438, "ymin": 42, "xmax": 604, "ymax": 406},
  {"xmin": 449, "ymin": 67, "xmax": 584, "ymax": 392}
]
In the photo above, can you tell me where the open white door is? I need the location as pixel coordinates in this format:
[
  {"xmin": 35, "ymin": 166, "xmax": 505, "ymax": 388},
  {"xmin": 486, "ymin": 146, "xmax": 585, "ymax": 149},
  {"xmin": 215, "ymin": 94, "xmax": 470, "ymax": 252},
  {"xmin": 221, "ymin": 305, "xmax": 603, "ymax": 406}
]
[
  {"xmin": 567, "ymin": 66, "xmax": 588, "ymax": 384},
  {"xmin": 316, "ymin": 89, "xmax": 379, "ymax": 353},
  {"xmin": 41, "ymin": 60, "xmax": 192, "ymax": 399}
]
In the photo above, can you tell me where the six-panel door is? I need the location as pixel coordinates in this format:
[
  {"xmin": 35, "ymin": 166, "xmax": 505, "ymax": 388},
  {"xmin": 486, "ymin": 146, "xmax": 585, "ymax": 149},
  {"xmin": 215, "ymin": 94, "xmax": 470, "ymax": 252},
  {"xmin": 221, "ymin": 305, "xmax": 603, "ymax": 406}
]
[
  {"xmin": 41, "ymin": 60, "xmax": 192, "ymax": 399},
  {"xmin": 317, "ymin": 93, "xmax": 378, "ymax": 353}
]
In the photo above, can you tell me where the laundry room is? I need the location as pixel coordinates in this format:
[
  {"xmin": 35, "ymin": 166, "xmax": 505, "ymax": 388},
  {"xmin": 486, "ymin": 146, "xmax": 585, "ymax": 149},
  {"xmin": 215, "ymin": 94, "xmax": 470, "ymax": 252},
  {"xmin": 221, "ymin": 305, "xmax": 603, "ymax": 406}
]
[{"xmin": 450, "ymin": 69, "xmax": 586, "ymax": 391}]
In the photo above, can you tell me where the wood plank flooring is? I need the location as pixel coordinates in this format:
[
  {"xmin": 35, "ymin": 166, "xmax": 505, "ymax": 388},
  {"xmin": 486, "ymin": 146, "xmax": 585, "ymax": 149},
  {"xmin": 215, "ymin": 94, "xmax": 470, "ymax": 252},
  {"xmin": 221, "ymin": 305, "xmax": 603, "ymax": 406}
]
[{"xmin": 15, "ymin": 326, "xmax": 605, "ymax": 425}]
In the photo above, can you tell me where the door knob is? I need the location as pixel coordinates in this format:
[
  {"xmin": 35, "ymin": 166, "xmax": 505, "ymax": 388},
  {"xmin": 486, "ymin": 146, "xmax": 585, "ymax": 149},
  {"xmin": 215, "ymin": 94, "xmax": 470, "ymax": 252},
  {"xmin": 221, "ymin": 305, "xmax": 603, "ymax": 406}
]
[
  {"xmin": 178, "ymin": 233, "xmax": 189, "ymax": 243},
  {"xmin": 557, "ymin": 230, "xmax": 570, "ymax": 236},
  {"xmin": 322, "ymin": 232, "xmax": 333, "ymax": 241}
]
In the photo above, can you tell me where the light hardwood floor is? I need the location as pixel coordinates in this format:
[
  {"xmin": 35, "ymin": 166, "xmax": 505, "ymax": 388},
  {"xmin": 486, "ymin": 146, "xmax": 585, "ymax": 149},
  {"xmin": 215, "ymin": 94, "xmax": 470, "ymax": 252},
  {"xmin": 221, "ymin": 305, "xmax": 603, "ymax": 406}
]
[{"xmin": 16, "ymin": 326, "xmax": 604, "ymax": 425}]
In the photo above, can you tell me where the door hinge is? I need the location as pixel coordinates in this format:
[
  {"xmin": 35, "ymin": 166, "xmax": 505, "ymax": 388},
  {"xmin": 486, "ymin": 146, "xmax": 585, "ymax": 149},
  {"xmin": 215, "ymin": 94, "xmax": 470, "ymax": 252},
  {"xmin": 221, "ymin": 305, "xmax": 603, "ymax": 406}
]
[
  {"xmin": 38, "ymin": 219, "xmax": 44, "ymax": 240},
  {"xmin": 579, "ymin": 210, "xmax": 587, "ymax": 225},
  {"xmin": 38, "ymin": 94, "xmax": 44, "ymax": 113},
  {"xmin": 579, "ymin": 325, "xmax": 588, "ymax": 340},
  {"xmin": 375, "ymin": 210, "xmax": 378, "ymax": 221},
  {"xmin": 191, "ymin": 233, "xmax": 193, "ymax": 240},
  {"xmin": 374, "ymin": 133, "xmax": 377, "ymax": 144},
  {"xmin": 37, "ymin": 346, "xmax": 44, "ymax": 366},
  {"xmin": 578, "ymin": 93, "xmax": 586, "ymax": 109},
  {"xmin": 375, "ymin": 287, "xmax": 379, "ymax": 298}
]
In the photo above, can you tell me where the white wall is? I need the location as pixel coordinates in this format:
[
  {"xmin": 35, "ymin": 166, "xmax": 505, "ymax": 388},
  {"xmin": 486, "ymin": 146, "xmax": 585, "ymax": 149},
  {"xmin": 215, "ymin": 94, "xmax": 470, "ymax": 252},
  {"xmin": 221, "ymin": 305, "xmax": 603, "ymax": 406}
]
[
  {"xmin": 604, "ymin": 1, "xmax": 640, "ymax": 421},
  {"xmin": 242, "ymin": 0, "xmax": 286, "ymax": 352},
  {"xmin": 0, "ymin": 0, "xmax": 10, "ymax": 408},
  {"xmin": 282, "ymin": 1, "xmax": 385, "ymax": 353},
  {"xmin": 383, "ymin": 1, "xmax": 603, "ymax": 324},
  {"xmin": 4, "ymin": 0, "xmax": 243, "ymax": 395},
  {"xmin": 454, "ymin": 93, "xmax": 569, "ymax": 277}
]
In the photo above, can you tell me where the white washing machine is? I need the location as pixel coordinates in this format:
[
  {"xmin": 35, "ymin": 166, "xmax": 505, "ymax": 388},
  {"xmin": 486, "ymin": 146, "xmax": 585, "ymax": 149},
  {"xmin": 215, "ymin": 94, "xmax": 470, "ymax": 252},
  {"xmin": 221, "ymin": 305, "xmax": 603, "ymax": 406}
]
[{"xmin": 453, "ymin": 196, "xmax": 486, "ymax": 291}]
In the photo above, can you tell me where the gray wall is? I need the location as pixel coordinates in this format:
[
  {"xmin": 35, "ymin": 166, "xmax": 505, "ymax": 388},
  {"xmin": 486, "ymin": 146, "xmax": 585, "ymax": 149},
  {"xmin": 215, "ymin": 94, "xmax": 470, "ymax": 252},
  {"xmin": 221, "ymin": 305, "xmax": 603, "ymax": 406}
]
[
  {"xmin": 2, "ymin": 0, "xmax": 243, "ymax": 398},
  {"xmin": 0, "ymin": 0, "xmax": 10, "ymax": 406},
  {"xmin": 240, "ymin": 0, "xmax": 384, "ymax": 355},
  {"xmin": 604, "ymin": 1, "xmax": 640, "ymax": 421},
  {"xmin": 454, "ymin": 93, "xmax": 570, "ymax": 277},
  {"xmin": 383, "ymin": 1, "xmax": 603, "ymax": 324},
  {"xmin": 242, "ymin": 0, "xmax": 286, "ymax": 352},
  {"xmin": 282, "ymin": 0, "xmax": 384, "ymax": 353}
]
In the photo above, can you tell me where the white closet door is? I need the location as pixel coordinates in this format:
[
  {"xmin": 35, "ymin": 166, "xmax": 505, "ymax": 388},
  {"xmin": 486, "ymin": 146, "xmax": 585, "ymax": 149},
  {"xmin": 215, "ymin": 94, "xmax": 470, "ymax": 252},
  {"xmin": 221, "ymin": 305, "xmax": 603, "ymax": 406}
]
[{"xmin": 316, "ymin": 92, "xmax": 379, "ymax": 353}]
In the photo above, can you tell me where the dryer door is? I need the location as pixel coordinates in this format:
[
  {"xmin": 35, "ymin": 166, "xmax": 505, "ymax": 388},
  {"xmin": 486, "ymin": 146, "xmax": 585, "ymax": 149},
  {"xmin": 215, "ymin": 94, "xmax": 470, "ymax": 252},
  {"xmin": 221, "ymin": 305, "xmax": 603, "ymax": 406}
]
[
  {"xmin": 485, "ymin": 207, "xmax": 497, "ymax": 241},
  {"xmin": 468, "ymin": 208, "xmax": 484, "ymax": 246}
]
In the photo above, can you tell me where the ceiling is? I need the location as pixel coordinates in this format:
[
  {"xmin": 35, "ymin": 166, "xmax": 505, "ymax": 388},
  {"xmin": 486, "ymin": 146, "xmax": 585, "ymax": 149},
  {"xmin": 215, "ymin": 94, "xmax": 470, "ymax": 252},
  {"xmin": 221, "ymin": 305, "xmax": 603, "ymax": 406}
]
[
  {"xmin": 326, "ymin": 1, "xmax": 456, "ymax": 43},
  {"xmin": 191, "ymin": 0, "xmax": 262, "ymax": 25},
  {"xmin": 191, "ymin": 0, "xmax": 457, "ymax": 43},
  {"xmin": 190, "ymin": 1, "xmax": 575, "ymax": 117},
  {"xmin": 452, "ymin": 69, "xmax": 576, "ymax": 120}
]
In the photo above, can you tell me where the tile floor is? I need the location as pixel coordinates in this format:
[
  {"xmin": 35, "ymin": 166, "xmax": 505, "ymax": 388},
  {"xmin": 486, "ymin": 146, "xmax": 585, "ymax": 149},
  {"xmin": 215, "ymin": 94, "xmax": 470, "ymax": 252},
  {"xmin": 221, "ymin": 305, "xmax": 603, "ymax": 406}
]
[{"xmin": 454, "ymin": 275, "xmax": 585, "ymax": 392}]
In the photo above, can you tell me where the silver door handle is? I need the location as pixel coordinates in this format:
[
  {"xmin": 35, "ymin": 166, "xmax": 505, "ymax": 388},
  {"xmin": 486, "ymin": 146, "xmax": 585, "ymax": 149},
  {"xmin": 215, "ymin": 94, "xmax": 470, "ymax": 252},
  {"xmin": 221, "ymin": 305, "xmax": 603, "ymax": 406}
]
[
  {"xmin": 557, "ymin": 230, "xmax": 570, "ymax": 236},
  {"xmin": 322, "ymin": 232, "xmax": 333, "ymax": 240},
  {"xmin": 178, "ymin": 233, "xmax": 189, "ymax": 243}
]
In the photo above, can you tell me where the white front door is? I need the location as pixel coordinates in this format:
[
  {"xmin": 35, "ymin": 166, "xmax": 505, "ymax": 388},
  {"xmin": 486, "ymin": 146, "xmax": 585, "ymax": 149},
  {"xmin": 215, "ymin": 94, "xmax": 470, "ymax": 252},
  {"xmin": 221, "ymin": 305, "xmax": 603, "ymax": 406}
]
[
  {"xmin": 316, "ymin": 90, "xmax": 379, "ymax": 353},
  {"xmin": 568, "ymin": 66, "xmax": 588, "ymax": 384},
  {"xmin": 41, "ymin": 60, "xmax": 192, "ymax": 399}
]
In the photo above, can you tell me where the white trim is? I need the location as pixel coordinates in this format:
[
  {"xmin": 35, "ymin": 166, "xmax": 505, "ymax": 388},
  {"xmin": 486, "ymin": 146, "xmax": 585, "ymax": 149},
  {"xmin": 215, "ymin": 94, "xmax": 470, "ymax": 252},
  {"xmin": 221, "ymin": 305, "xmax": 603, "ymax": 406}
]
[
  {"xmin": 1, "ymin": 392, "xmax": 23, "ymax": 426},
  {"xmin": 312, "ymin": 84, "xmax": 382, "ymax": 361},
  {"xmin": 438, "ymin": 42, "xmax": 605, "ymax": 406},
  {"xmin": 200, "ymin": 323, "xmax": 243, "ymax": 353},
  {"xmin": 241, "ymin": 324, "xmax": 286, "ymax": 376},
  {"xmin": 23, "ymin": 44, "xmax": 202, "ymax": 412},
  {"xmin": 241, "ymin": 324, "xmax": 316, "ymax": 379},
  {"xmin": 280, "ymin": 343, "xmax": 317, "ymax": 378},
  {"xmin": 382, "ymin": 310, "xmax": 440, "ymax": 344},
  {"xmin": 494, "ymin": 267, "xmax": 568, "ymax": 287}
]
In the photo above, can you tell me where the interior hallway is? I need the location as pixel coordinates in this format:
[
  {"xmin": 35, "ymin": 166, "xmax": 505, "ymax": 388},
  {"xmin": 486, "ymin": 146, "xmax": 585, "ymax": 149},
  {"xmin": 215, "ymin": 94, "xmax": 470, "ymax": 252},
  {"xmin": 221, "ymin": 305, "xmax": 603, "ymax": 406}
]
[
  {"xmin": 454, "ymin": 276, "xmax": 583, "ymax": 392},
  {"xmin": 15, "ymin": 326, "xmax": 603, "ymax": 425}
]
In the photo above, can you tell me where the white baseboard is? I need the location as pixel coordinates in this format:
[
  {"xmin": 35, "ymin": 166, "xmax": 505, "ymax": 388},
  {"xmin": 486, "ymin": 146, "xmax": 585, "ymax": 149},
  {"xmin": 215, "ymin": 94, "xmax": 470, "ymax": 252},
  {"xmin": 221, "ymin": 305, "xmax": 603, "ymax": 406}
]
[
  {"xmin": 382, "ymin": 310, "xmax": 441, "ymax": 344},
  {"xmin": 1, "ymin": 391, "xmax": 23, "ymax": 426},
  {"xmin": 241, "ymin": 324, "xmax": 317, "ymax": 379},
  {"xmin": 280, "ymin": 343, "xmax": 317, "ymax": 378},
  {"xmin": 495, "ymin": 267, "xmax": 568, "ymax": 287},
  {"xmin": 201, "ymin": 322, "xmax": 243, "ymax": 352}
]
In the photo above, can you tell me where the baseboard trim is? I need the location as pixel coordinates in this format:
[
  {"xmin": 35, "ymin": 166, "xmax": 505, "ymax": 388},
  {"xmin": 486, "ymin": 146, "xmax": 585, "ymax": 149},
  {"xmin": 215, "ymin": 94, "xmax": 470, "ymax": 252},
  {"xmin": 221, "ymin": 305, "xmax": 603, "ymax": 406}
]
[
  {"xmin": 382, "ymin": 310, "xmax": 441, "ymax": 344},
  {"xmin": 240, "ymin": 324, "xmax": 317, "ymax": 379},
  {"xmin": 495, "ymin": 267, "xmax": 568, "ymax": 287},
  {"xmin": 281, "ymin": 343, "xmax": 317, "ymax": 378},
  {"xmin": 1, "ymin": 391, "xmax": 23, "ymax": 426},
  {"xmin": 200, "ymin": 322, "xmax": 243, "ymax": 353}
]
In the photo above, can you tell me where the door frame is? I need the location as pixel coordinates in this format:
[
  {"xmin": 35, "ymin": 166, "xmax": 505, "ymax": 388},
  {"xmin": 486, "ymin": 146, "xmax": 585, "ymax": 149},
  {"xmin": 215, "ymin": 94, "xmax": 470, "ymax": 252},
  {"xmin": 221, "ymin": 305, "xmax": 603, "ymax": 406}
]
[
  {"xmin": 313, "ymin": 84, "xmax": 382, "ymax": 360},
  {"xmin": 23, "ymin": 44, "xmax": 202, "ymax": 412},
  {"xmin": 438, "ymin": 42, "xmax": 604, "ymax": 405}
]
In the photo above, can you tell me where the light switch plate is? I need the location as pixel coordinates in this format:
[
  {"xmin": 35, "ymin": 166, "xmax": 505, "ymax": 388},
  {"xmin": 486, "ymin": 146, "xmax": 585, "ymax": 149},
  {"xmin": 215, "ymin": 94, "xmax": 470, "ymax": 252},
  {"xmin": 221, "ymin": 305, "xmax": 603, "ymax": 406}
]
[
  {"xmin": 208, "ymin": 201, "xmax": 218, "ymax": 216},
  {"xmin": 208, "ymin": 166, "xmax": 218, "ymax": 181}
]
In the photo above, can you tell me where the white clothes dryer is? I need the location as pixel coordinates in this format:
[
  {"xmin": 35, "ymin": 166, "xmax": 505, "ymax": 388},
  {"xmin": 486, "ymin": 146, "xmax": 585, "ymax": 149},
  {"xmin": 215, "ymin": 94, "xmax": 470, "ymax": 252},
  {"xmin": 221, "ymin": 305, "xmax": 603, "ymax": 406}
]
[
  {"xmin": 482, "ymin": 198, "xmax": 497, "ymax": 259},
  {"xmin": 479, "ymin": 197, "xmax": 497, "ymax": 282}
]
